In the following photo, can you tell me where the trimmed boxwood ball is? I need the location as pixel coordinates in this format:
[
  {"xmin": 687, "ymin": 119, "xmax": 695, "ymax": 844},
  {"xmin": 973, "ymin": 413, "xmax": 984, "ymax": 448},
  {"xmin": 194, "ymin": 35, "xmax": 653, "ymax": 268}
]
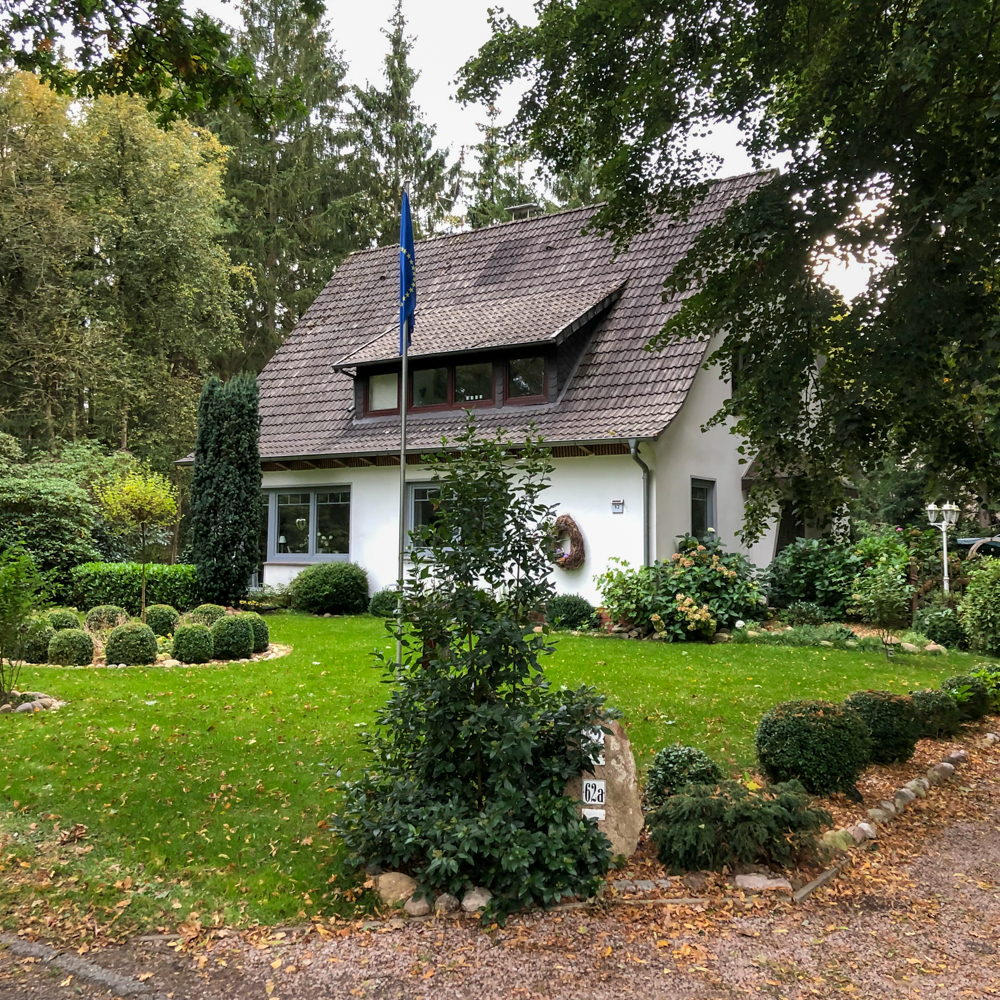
[
  {"xmin": 910, "ymin": 688, "xmax": 962, "ymax": 739},
  {"xmin": 941, "ymin": 675, "xmax": 991, "ymax": 721},
  {"xmin": 755, "ymin": 699, "xmax": 873, "ymax": 801},
  {"xmin": 546, "ymin": 593, "xmax": 597, "ymax": 629},
  {"xmin": 190, "ymin": 603, "xmax": 227, "ymax": 626},
  {"xmin": 105, "ymin": 621, "xmax": 157, "ymax": 665},
  {"xmin": 145, "ymin": 604, "xmax": 179, "ymax": 637},
  {"xmin": 172, "ymin": 623, "xmax": 214, "ymax": 664},
  {"xmin": 21, "ymin": 621, "xmax": 56, "ymax": 663},
  {"xmin": 48, "ymin": 628, "xmax": 94, "ymax": 666},
  {"xmin": 211, "ymin": 614, "xmax": 253, "ymax": 660},
  {"xmin": 290, "ymin": 562, "xmax": 369, "ymax": 615},
  {"xmin": 85, "ymin": 604, "xmax": 130, "ymax": 632},
  {"xmin": 237, "ymin": 611, "xmax": 269, "ymax": 653},
  {"xmin": 47, "ymin": 608, "xmax": 79, "ymax": 631},
  {"xmin": 645, "ymin": 745, "xmax": 724, "ymax": 807},
  {"xmin": 368, "ymin": 587, "xmax": 399, "ymax": 618},
  {"xmin": 843, "ymin": 690, "xmax": 920, "ymax": 763}
]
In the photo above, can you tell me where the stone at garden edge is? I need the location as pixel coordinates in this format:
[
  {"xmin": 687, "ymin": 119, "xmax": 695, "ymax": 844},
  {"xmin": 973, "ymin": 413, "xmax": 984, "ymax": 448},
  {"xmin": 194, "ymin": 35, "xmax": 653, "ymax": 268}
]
[
  {"xmin": 377, "ymin": 872, "xmax": 417, "ymax": 906},
  {"xmin": 434, "ymin": 893, "xmax": 459, "ymax": 914},
  {"xmin": 461, "ymin": 886, "xmax": 492, "ymax": 913}
]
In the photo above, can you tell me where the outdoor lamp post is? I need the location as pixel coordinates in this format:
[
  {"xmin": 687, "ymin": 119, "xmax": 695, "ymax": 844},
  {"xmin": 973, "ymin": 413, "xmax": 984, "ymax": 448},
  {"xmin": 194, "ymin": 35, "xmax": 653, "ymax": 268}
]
[{"xmin": 926, "ymin": 502, "xmax": 960, "ymax": 592}]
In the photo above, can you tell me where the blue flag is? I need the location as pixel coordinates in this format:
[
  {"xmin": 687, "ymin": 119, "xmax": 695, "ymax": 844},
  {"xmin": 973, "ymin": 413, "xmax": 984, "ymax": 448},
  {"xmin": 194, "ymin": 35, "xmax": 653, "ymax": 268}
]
[{"xmin": 399, "ymin": 190, "xmax": 416, "ymax": 354}]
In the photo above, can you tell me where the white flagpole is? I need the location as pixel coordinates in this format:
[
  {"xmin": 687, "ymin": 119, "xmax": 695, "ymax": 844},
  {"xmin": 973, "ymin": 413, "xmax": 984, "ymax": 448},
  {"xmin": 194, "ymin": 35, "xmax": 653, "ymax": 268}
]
[{"xmin": 396, "ymin": 316, "xmax": 409, "ymax": 667}]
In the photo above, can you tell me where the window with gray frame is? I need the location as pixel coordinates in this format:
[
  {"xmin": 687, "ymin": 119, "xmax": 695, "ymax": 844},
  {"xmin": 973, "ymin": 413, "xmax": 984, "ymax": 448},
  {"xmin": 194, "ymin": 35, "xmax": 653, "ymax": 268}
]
[
  {"xmin": 408, "ymin": 483, "xmax": 442, "ymax": 543},
  {"xmin": 266, "ymin": 488, "xmax": 351, "ymax": 561},
  {"xmin": 691, "ymin": 478, "xmax": 716, "ymax": 539}
]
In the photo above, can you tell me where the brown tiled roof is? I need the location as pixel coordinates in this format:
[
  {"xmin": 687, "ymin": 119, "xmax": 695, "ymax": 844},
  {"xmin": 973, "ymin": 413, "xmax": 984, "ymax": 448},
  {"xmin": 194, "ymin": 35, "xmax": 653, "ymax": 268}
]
[
  {"xmin": 335, "ymin": 279, "xmax": 626, "ymax": 366},
  {"xmin": 257, "ymin": 171, "xmax": 769, "ymax": 460}
]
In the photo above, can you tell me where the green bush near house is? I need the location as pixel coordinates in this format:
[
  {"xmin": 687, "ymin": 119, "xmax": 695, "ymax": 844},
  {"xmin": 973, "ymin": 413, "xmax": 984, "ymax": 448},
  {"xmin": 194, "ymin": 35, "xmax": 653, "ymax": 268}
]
[
  {"xmin": 910, "ymin": 688, "xmax": 962, "ymax": 739},
  {"xmin": 971, "ymin": 663, "xmax": 1000, "ymax": 713},
  {"xmin": 941, "ymin": 674, "xmax": 991, "ymax": 721},
  {"xmin": 912, "ymin": 605, "xmax": 966, "ymax": 650},
  {"xmin": 211, "ymin": 615, "xmax": 253, "ymax": 660},
  {"xmin": 646, "ymin": 779, "xmax": 830, "ymax": 871},
  {"xmin": 71, "ymin": 562, "xmax": 200, "ymax": 616},
  {"xmin": 20, "ymin": 621, "xmax": 55, "ymax": 664},
  {"xmin": 843, "ymin": 690, "xmax": 920, "ymax": 763},
  {"xmin": 780, "ymin": 601, "xmax": 829, "ymax": 626},
  {"xmin": 959, "ymin": 558, "xmax": 1000, "ymax": 655},
  {"xmin": 189, "ymin": 604, "xmax": 227, "ymax": 626},
  {"xmin": 47, "ymin": 629, "xmax": 94, "ymax": 666},
  {"xmin": 237, "ymin": 611, "xmax": 269, "ymax": 653},
  {"xmin": 545, "ymin": 593, "xmax": 597, "ymax": 629},
  {"xmin": 368, "ymin": 588, "xmax": 399, "ymax": 618},
  {"xmin": 46, "ymin": 609, "xmax": 79, "ymax": 631},
  {"xmin": 145, "ymin": 604, "xmax": 179, "ymax": 637},
  {"xmin": 105, "ymin": 621, "xmax": 157, "ymax": 665},
  {"xmin": 644, "ymin": 745, "xmax": 724, "ymax": 807},
  {"xmin": 84, "ymin": 605, "xmax": 130, "ymax": 633},
  {"xmin": 755, "ymin": 699, "xmax": 873, "ymax": 800},
  {"xmin": 290, "ymin": 562, "xmax": 369, "ymax": 615},
  {"xmin": 171, "ymin": 623, "xmax": 214, "ymax": 664},
  {"xmin": 764, "ymin": 538, "xmax": 862, "ymax": 616}
]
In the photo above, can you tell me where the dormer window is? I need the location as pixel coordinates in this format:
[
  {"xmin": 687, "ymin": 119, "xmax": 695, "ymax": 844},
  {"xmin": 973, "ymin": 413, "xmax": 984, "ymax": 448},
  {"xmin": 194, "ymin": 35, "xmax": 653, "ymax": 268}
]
[
  {"xmin": 506, "ymin": 356, "xmax": 546, "ymax": 402},
  {"xmin": 407, "ymin": 361, "xmax": 497, "ymax": 411},
  {"xmin": 367, "ymin": 372, "xmax": 399, "ymax": 413}
]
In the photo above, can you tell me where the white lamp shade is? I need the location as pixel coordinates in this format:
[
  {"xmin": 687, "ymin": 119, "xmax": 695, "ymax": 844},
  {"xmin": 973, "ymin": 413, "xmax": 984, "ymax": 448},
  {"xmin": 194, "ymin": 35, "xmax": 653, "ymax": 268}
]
[
  {"xmin": 926, "ymin": 503, "xmax": 940, "ymax": 523},
  {"xmin": 941, "ymin": 502, "xmax": 960, "ymax": 525}
]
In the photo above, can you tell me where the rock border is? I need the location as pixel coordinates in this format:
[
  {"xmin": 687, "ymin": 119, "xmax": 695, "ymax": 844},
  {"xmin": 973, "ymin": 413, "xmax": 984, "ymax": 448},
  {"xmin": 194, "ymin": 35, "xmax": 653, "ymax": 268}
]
[{"xmin": 0, "ymin": 690, "xmax": 65, "ymax": 715}]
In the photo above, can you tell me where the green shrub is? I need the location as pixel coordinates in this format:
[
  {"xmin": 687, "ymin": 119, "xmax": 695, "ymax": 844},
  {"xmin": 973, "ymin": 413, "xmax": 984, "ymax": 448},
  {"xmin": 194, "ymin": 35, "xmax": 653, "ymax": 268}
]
[
  {"xmin": 47, "ymin": 628, "xmax": 94, "ymax": 666},
  {"xmin": 46, "ymin": 608, "xmax": 79, "ymax": 631},
  {"xmin": 290, "ymin": 562, "xmax": 369, "ymax": 615},
  {"xmin": 644, "ymin": 745, "xmax": 724, "ymax": 807},
  {"xmin": 781, "ymin": 601, "xmax": 829, "ymax": 626},
  {"xmin": 971, "ymin": 663, "xmax": 1000, "ymax": 713},
  {"xmin": 211, "ymin": 615, "xmax": 253, "ymax": 660},
  {"xmin": 910, "ymin": 688, "xmax": 962, "ymax": 739},
  {"xmin": 843, "ymin": 690, "xmax": 920, "ymax": 763},
  {"xmin": 646, "ymin": 779, "xmax": 830, "ymax": 872},
  {"xmin": 20, "ymin": 621, "xmax": 55, "ymax": 663},
  {"xmin": 145, "ymin": 604, "xmax": 179, "ymax": 637},
  {"xmin": 105, "ymin": 621, "xmax": 157, "ymax": 665},
  {"xmin": 764, "ymin": 537, "xmax": 863, "ymax": 616},
  {"xmin": 172, "ymin": 623, "xmax": 214, "ymax": 664},
  {"xmin": 71, "ymin": 562, "xmax": 200, "ymax": 616},
  {"xmin": 959, "ymin": 558, "xmax": 1000, "ymax": 655},
  {"xmin": 84, "ymin": 604, "xmax": 130, "ymax": 633},
  {"xmin": 755, "ymin": 700, "xmax": 873, "ymax": 800},
  {"xmin": 546, "ymin": 594, "xmax": 597, "ymax": 629},
  {"xmin": 368, "ymin": 587, "xmax": 399, "ymax": 618},
  {"xmin": 941, "ymin": 674, "xmax": 991, "ymax": 721},
  {"xmin": 189, "ymin": 603, "xmax": 227, "ymax": 626},
  {"xmin": 912, "ymin": 605, "xmax": 966, "ymax": 649},
  {"xmin": 236, "ymin": 611, "xmax": 269, "ymax": 653}
]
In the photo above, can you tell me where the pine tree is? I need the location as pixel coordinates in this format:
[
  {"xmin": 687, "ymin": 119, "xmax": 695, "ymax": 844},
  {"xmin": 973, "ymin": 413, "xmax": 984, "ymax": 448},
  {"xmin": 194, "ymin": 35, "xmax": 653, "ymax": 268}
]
[
  {"xmin": 203, "ymin": 0, "xmax": 361, "ymax": 373},
  {"xmin": 189, "ymin": 375, "xmax": 262, "ymax": 605},
  {"xmin": 349, "ymin": 0, "xmax": 458, "ymax": 243}
]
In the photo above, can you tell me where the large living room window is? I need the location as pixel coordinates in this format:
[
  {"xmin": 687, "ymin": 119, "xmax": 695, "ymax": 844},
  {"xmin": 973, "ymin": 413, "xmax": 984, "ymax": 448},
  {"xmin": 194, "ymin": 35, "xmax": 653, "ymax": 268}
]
[{"xmin": 269, "ymin": 488, "xmax": 351, "ymax": 561}]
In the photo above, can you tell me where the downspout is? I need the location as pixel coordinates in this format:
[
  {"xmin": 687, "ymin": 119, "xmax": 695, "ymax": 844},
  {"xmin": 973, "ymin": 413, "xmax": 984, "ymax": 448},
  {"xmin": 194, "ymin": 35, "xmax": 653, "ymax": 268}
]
[{"xmin": 628, "ymin": 438, "xmax": 650, "ymax": 566}]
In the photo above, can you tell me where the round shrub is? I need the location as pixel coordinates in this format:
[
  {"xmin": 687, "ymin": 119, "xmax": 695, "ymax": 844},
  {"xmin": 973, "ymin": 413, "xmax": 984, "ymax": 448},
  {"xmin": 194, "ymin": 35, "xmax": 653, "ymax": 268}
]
[
  {"xmin": 755, "ymin": 700, "xmax": 873, "ymax": 800},
  {"xmin": 941, "ymin": 674, "xmax": 991, "ymax": 721},
  {"xmin": 236, "ymin": 611, "xmax": 269, "ymax": 653},
  {"xmin": 190, "ymin": 603, "xmax": 227, "ymax": 626},
  {"xmin": 290, "ymin": 562, "xmax": 369, "ymax": 615},
  {"xmin": 910, "ymin": 688, "xmax": 962, "ymax": 739},
  {"xmin": 48, "ymin": 628, "xmax": 94, "ymax": 666},
  {"xmin": 912, "ymin": 605, "xmax": 966, "ymax": 649},
  {"xmin": 546, "ymin": 593, "xmax": 597, "ymax": 629},
  {"xmin": 843, "ymin": 690, "xmax": 920, "ymax": 763},
  {"xmin": 145, "ymin": 604, "xmax": 179, "ymax": 637},
  {"xmin": 105, "ymin": 621, "xmax": 157, "ymax": 665},
  {"xmin": 781, "ymin": 601, "xmax": 828, "ymax": 627},
  {"xmin": 172, "ymin": 623, "xmax": 214, "ymax": 664},
  {"xmin": 46, "ymin": 608, "xmax": 79, "ymax": 631},
  {"xmin": 85, "ymin": 604, "xmax": 129, "ymax": 632},
  {"xmin": 211, "ymin": 614, "xmax": 253, "ymax": 660},
  {"xmin": 368, "ymin": 587, "xmax": 400, "ymax": 618},
  {"xmin": 959, "ymin": 558, "xmax": 1000, "ymax": 654},
  {"xmin": 20, "ymin": 621, "xmax": 55, "ymax": 663},
  {"xmin": 645, "ymin": 745, "xmax": 724, "ymax": 807}
]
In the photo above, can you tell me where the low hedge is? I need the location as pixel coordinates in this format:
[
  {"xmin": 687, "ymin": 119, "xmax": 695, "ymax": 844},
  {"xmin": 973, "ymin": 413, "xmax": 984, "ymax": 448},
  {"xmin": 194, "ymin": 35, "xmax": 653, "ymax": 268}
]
[
  {"xmin": 644, "ymin": 745, "xmax": 723, "ymax": 808},
  {"xmin": 46, "ymin": 609, "xmax": 79, "ymax": 631},
  {"xmin": 910, "ymin": 688, "xmax": 962, "ymax": 739},
  {"xmin": 145, "ymin": 604, "xmax": 179, "ymax": 637},
  {"xmin": 20, "ymin": 621, "xmax": 55, "ymax": 664},
  {"xmin": 105, "ymin": 621, "xmax": 158, "ymax": 665},
  {"xmin": 941, "ymin": 675, "xmax": 991, "ymax": 721},
  {"xmin": 172, "ymin": 624, "xmax": 214, "ymax": 664},
  {"xmin": 755, "ymin": 700, "xmax": 873, "ymax": 801},
  {"xmin": 236, "ymin": 611, "xmax": 269, "ymax": 653},
  {"xmin": 546, "ymin": 594, "xmax": 598, "ymax": 629},
  {"xmin": 211, "ymin": 615, "xmax": 253, "ymax": 660},
  {"xmin": 290, "ymin": 562, "xmax": 369, "ymax": 615},
  {"xmin": 71, "ymin": 562, "xmax": 200, "ymax": 616},
  {"xmin": 843, "ymin": 690, "xmax": 920, "ymax": 764},
  {"xmin": 85, "ymin": 605, "xmax": 130, "ymax": 633},
  {"xmin": 48, "ymin": 628, "xmax": 94, "ymax": 666},
  {"xmin": 368, "ymin": 588, "xmax": 399, "ymax": 618}
]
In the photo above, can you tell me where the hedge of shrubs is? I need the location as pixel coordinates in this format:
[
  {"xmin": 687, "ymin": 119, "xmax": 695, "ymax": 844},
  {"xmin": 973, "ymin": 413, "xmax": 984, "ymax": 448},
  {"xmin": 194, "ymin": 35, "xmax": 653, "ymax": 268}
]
[
  {"xmin": 105, "ymin": 621, "xmax": 158, "ymax": 665},
  {"xmin": 545, "ymin": 594, "xmax": 598, "ymax": 630},
  {"xmin": 211, "ymin": 614, "xmax": 253, "ymax": 660},
  {"xmin": 71, "ymin": 562, "xmax": 200, "ymax": 615},
  {"xmin": 172, "ymin": 623, "xmax": 214, "ymax": 664},
  {"xmin": 145, "ymin": 604, "xmax": 179, "ymax": 637},
  {"xmin": 290, "ymin": 562, "xmax": 369, "ymax": 615},
  {"xmin": 843, "ymin": 690, "xmax": 919, "ymax": 764},
  {"xmin": 911, "ymin": 688, "xmax": 962, "ymax": 738},
  {"xmin": 48, "ymin": 628, "xmax": 94, "ymax": 666},
  {"xmin": 237, "ymin": 611, "xmax": 269, "ymax": 653}
]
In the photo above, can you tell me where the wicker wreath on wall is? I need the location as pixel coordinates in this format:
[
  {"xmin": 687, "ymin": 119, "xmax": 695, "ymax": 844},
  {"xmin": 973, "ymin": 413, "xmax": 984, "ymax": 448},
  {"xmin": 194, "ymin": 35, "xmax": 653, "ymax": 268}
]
[{"xmin": 553, "ymin": 514, "xmax": 585, "ymax": 570}]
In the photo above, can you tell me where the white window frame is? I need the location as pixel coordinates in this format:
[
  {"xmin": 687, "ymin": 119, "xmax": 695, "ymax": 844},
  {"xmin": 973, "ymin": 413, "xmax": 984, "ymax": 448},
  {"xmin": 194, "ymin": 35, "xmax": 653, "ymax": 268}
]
[{"xmin": 264, "ymin": 487, "xmax": 352, "ymax": 563}]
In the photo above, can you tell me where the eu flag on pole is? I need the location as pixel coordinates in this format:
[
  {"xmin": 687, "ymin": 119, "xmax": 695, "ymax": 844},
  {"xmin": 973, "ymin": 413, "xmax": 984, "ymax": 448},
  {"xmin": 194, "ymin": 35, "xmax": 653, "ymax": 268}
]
[{"xmin": 399, "ymin": 190, "xmax": 416, "ymax": 354}]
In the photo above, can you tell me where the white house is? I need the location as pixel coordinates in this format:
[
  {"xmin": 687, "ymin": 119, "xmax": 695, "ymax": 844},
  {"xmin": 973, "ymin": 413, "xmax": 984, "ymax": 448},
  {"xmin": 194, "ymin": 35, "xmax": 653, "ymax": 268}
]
[{"xmin": 253, "ymin": 171, "xmax": 783, "ymax": 603}]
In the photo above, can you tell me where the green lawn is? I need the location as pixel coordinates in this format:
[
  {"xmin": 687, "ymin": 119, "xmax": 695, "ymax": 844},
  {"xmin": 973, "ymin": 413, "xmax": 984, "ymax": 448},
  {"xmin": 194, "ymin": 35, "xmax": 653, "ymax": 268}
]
[{"xmin": 0, "ymin": 612, "xmax": 978, "ymax": 935}]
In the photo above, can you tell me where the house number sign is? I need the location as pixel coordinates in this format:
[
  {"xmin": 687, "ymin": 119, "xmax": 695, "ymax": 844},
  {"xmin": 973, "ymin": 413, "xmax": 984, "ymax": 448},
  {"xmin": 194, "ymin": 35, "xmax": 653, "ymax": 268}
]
[
  {"xmin": 582, "ymin": 779, "xmax": 606, "ymax": 807},
  {"xmin": 611, "ymin": 499, "xmax": 624, "ymax": 514}
]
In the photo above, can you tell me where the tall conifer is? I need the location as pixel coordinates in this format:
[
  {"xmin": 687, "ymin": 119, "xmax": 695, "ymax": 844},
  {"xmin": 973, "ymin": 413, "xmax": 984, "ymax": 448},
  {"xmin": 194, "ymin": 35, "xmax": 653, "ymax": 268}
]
[{"xmin": 189, "ymin": 375, "xmax": 262, "ymax": 606}]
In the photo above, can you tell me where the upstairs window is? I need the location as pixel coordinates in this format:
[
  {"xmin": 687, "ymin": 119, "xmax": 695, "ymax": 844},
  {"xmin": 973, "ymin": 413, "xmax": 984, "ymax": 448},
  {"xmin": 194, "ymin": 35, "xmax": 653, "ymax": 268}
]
[
  {"xmin": 507, "ymin": 356, "xmax": 546, "ymax": 402},
  {"xmin": 412, "ymin": 367, "xmax": 449, "ymax": 407},
  {"xmin": 367, "ymin": 372, "xmax": 399, "ymax": 413},
  {"xmin": 455, "ymin": 362, "xmax": 493, "ymax": 402},
  {"xmin": 409, "ymin": 363, "xmax": 496, "ymax": 410}
]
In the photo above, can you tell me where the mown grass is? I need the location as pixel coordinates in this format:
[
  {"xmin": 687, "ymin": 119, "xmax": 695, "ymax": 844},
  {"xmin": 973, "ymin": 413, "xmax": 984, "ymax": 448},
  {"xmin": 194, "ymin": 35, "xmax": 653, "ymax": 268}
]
[{"xmin": 0, "ymin": 612, "xmax": 979, "ymax": 936}]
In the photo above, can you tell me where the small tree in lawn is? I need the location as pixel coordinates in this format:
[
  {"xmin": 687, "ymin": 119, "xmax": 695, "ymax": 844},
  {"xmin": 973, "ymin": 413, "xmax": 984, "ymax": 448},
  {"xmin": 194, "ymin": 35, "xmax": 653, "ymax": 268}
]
[
  {"xmin": 333, "ymin": 415, "xmax": 616, "ymax": 922},
  {"xmin": 98, "ymin": 469, "xmax": 179, "ymax": 621},
  {"xmin": 188, "ymin": 375, "xmax": 262, "ymax": 606},
  {"xmin": 0, "ymin": 550, "xmax": 45, "ymax": 703},
  {"xmin": 854, "ymin": 560, "xmax": 913, "ymax": 658}
]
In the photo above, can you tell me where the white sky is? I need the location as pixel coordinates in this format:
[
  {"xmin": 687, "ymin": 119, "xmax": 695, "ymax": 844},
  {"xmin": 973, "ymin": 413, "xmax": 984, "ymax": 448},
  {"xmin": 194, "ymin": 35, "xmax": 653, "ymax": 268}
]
[{"xmin": 190, "ymin": 0, "xmax": 868, "ymax": 299}]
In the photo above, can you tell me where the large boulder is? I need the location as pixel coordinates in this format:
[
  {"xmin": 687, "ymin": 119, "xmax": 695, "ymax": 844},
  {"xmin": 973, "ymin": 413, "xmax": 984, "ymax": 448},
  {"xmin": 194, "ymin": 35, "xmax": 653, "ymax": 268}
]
[{"xmin": 377, "ymin": 872, "xmax": 417, "ymax": 907}]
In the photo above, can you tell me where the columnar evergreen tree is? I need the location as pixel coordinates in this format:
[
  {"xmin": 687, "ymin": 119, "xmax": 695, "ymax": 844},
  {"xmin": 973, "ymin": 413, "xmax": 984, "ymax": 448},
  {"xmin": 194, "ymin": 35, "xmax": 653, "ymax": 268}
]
[
  {"xmin": 348, "ymin": 0, "xmax": 458, "ymax": 242},
  {"xmin": 189, "ymin": 375, "xmax": 262, "ymax": 605}
]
